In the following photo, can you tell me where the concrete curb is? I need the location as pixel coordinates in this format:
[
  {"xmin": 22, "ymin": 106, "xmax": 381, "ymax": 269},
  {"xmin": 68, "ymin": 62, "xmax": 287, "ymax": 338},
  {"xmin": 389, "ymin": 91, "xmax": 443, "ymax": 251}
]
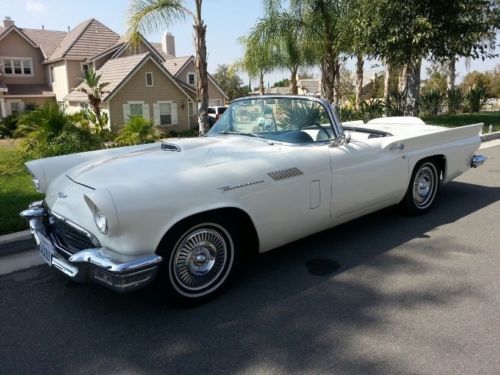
[
  {"xmin": 481, "ymin": 131, "xmax": 500, "ymax": 142},
  {"xmin": 0, "ymin": 230, "xmax": 35, "ymax": 256},
  {"xmin": 1, "ymin": 135, "xmax": 500, "ymax": 258}
]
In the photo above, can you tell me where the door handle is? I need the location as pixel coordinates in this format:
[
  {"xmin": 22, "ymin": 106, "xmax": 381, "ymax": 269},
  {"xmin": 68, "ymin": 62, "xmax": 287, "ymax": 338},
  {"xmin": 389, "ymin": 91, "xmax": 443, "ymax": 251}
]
[{"xmin": 390, "ymin": 142, "xmax": 405, "ymax": 150}]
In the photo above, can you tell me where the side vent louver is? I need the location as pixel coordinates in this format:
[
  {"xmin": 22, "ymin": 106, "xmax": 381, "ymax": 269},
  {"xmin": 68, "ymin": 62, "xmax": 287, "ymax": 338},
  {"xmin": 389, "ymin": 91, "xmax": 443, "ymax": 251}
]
[
  {"xmin": 161, "ymin": 142, "xmax": 181, "ymax": 152},
  {"xmin": 268, "ymin": 167, "xmax": 303, "ymax": 181}
]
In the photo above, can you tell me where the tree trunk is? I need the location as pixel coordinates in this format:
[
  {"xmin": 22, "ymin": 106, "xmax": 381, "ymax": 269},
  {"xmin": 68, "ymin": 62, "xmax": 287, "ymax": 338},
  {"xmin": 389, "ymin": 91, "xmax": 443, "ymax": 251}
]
[
  {"xmin": 259, "ymin": 71, "xmax": 265, "ymax": 95},
  {"xmin": 320, "ymin": 53, "xmax": 335, "ymax": 103},
  {"xmin": 194, "ymin": 0, "xmax": 209, "ymax": 135},
  {"xmin": 383, "ymin": 60, "xmax": 391, "ymax": 101},
  {"xmin": 447, "ymin": 57, "xmax": 456, "ymax": 90},
  {"xmin": 405, "ymin": 59, "xmax": 421, "ymax": 116},
  {"xmin": 398, "ymin": 64, "xmax": 408, "ymax": 94},
  {"xmin": 355, "ymin": 53, "xmax": 364, "ymax": 110},
  {"xmin": 290, "ymin": 68, "xmax": 298, "ymax": 95},
  {"xmin": 333, "ymin": 59, "xmax": 340, "ymax": 105}
]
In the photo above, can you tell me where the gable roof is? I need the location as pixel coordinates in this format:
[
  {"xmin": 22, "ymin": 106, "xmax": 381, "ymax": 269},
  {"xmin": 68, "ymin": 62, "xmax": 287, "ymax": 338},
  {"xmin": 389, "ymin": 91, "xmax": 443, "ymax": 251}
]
[
  {"xmin": 48, "ymin": 18, "xmax": 119, "ymax": 62},
  {"xmin": 0, "ymin": 24, "xmax": 38, "ymax": 48},
  {"xmin": 163, "ymin": 56, "xmax": 192, "ymax": 76},
  {"xmin": 66, "ymin": 53, "xmax": 194, "ymax": 103},
  {"xmin": 21, "ymin": 28, "xmax": 67, "ymax": 59}
]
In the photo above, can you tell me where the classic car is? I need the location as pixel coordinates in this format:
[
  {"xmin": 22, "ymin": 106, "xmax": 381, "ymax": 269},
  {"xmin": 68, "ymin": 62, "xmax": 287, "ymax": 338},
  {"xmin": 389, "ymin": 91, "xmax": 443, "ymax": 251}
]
[{"xmin": 21, "ymin": 96, "xmax": 487, "ymax": 302}]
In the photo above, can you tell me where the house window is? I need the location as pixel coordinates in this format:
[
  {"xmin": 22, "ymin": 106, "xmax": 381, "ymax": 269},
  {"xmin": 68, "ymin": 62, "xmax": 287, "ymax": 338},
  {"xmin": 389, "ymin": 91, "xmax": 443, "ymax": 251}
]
[
  {"xmin": 81, "ymin": 64, "xmax": 89, "ymax": 74},
  {"xmin": 145, "ymin": 72, "xmax": 153, "ymax": 87},
  {"xmin": 1, "ymin": 58, "xmax": 33, "ymax": 76},
  {"xmin": 50, "ymin": 66, "xmax": 55, "ymax": 83},
  {"xmin": 159, "ymin": 103, "xmax": 171, "ymax": 125},
  {"xmin": 187, "ymin": 73, "xmax": 195, "ymax": 85},
  {"xmin": 130, "ymin": 103, "xmax": 143, "ymax": 117},
  {"xmin": 10, "ymin": 102, "xmax": 19, "ymax": 115}
]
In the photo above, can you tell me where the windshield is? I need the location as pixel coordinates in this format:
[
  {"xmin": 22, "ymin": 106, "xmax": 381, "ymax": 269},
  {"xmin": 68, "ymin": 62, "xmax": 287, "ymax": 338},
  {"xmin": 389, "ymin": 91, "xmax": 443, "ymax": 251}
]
[{"xmin": 207, "ymin": 97, "xmax": 335, "ymax": 144}]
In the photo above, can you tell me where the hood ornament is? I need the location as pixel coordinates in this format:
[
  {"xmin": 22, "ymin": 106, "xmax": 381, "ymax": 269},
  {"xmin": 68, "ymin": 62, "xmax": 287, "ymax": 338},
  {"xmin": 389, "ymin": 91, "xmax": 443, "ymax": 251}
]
[{"xmin": 161, "ymin": 142, "xmax": 181, "ymax": 152}]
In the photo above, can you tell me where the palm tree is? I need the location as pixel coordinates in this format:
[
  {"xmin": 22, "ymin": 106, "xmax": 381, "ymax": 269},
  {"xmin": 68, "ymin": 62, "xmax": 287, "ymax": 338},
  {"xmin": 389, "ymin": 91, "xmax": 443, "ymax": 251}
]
[
  {"xmin": 78, "ymin": 67, "xmax": 109, "ymax": 133},
  {"xmin": 247, "ymin": 1, "xmax": 314, "ymax": 95},
  {"xmin": 128, "ymin": 0, "xmax": 210, "ymax": 135},
  {"xmin": 238, "ymin": 36, "xmax": 274, "ymax": 95}
]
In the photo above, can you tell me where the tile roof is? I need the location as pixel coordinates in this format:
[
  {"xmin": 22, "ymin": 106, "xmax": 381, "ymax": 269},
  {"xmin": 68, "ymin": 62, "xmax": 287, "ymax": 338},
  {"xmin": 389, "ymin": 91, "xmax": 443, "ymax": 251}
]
[
  {"xmin": 49, "ymin": 18, "xmax": 120, "ymax": 61},
  {"xmin": 299, "ymin": 79, "xmax": 321, "ymax": 95},
  {"xmin": 162, "ymin": 56, "xmax": 192, "ymax": 76},
  {"xmin": 66, "ymin": 53, "xmax": 149, "ymax": 102},
  {"xmin": 4, "ymin": 84, "xmax": 55, "ymax": 97},
  {"xmin": 21, "ymin": 28, "xmax": 67, "ymax": 59}
]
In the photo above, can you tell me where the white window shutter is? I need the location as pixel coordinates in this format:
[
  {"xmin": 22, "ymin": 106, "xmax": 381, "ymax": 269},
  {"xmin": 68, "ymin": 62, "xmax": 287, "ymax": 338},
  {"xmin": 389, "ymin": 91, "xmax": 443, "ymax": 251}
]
[
  {"xmin": 153, "ymin": 103, "xmax": 160, "ymax": 125},
  {"xmin": 142, "ymin": 103, "xmax": 150, "ymax": 120},
  {"xmin": 123, "ymin": 104, "xmax": 130, "ymax": 122},
  {"xmin": 18, "ymin": 102, "xmax": 25, "ymax": 112},
  {"xmin": 171, "ymin": 103, "xmax": 178, "ymax": 125}
]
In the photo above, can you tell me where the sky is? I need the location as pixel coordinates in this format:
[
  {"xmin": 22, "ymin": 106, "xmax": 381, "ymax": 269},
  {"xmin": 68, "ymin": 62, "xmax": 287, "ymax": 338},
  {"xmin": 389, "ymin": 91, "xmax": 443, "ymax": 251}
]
[{"xmin": 1, "ymin": 0, "xmax": 499, "ymax": 87}]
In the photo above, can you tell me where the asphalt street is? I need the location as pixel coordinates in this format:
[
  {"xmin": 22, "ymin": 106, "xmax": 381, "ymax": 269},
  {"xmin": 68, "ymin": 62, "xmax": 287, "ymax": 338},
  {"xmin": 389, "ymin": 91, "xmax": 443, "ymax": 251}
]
[{"xmin": 1, "ymin": 146, "xmax": 499, "ymax": 375}]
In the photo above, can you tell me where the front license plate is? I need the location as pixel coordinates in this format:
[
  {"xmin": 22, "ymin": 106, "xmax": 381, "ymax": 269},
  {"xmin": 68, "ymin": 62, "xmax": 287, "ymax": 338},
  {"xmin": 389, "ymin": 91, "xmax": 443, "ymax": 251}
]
[{"xmin": 39, "ymin": 235, "xmax": 53, "ymax": 265}]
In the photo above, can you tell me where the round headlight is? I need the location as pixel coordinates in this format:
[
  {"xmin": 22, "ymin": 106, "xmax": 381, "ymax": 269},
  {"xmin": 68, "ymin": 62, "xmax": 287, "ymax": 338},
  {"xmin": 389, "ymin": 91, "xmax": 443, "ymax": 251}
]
[{"xmin": 93, "ymin": 209, "xmax": 108, "ymax": 234}]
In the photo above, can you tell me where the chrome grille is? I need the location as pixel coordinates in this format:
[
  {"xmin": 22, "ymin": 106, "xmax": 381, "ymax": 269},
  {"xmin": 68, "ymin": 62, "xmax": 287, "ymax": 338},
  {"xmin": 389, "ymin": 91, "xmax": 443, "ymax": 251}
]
[{"xmin": 51, "ymin": 215, "xmax": 96, "ymax": 253}]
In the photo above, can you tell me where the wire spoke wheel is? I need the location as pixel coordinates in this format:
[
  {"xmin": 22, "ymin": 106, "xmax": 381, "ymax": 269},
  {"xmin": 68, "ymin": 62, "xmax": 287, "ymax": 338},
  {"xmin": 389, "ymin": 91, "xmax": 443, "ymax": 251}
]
[{"xmin": 168, "ymin": 222, "xmax": 235, "ymax": 298}]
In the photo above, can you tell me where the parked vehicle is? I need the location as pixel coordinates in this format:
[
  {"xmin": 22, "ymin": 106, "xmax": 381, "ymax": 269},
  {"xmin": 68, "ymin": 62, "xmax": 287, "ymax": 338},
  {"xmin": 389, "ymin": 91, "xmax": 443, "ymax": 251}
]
[
  {"xmin": 21, "ymin": 96, "xmax": 486, "ymax": 303},
  {"xmin": 208, "ymin": 105, "xmax": 227, "ymax": 126}
]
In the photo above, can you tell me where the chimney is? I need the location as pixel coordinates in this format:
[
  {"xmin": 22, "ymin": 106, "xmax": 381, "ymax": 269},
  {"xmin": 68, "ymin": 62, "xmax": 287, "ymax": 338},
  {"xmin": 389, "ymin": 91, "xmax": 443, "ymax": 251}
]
[
  {"xmin": 161, "ymin": 32, "xmax": 175, "ymax": 57},
  {"xmin": 3, "ymin": 17, "xmax": 14, "ymax": 28}
]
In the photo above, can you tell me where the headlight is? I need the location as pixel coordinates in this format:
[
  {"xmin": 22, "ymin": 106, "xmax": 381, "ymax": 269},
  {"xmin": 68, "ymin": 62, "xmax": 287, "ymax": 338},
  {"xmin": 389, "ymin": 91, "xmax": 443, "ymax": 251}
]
[{"xmin": 93, "ymin": 209, "xmax": 108, "ymax": 234}]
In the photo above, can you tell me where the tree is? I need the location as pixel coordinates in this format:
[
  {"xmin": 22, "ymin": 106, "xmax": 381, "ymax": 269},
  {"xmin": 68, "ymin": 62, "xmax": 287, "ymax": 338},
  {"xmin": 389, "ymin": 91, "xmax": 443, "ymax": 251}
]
[
  {"xmin": 245, "ymin": 1, "xmax": 315, "ymax": 95},
  {"xmin": 128, "ymin": 0, "xmax": 211, "ymax": 135},
  {"xmin": 361, "ymin": 0, "xmax": 498, "ymax": 116},
  {"xmin": 272, "ymin": 78, "xmax": 290, "ymax": 88},
  {"xmin": 211, "ymin": 64, "xmax": 249, "ymax": 100},
  {"xmin": 78, "ymin": 67, "xmax": 109, "ymax": 132},
  {"xmin": 289, "ymin": 0, "xmax": 344, "ymax": 103},
  {"xmin": 422, "ymin": 62, "xmax": 448, "ymax": 95},
  {"xmin": 239, "ymin": 35, "xmax": 275, "ymax": 95}
]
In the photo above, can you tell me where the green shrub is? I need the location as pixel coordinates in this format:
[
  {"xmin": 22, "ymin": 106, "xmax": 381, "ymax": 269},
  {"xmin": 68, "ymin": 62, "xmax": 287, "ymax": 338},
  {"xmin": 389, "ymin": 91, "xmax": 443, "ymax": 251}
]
[
  {"xmin": 446, "ymin": 88, "xmax": 463, "ymax": 115},
  {"xmin": 420, "ymin": 90, "xmax": 443, "ymax": 116},
  {"xmin": 359, "ymin": 99, "xmax": 384, "ymax": 122},
  {"xmin": 337, "ymin": 107, "xmax": 363, "ymax": 122},
  {"xmin": 0, "ymin": 115, "xmax": 19, "ymax": 138},
  {"xmin": 114, "ymin": 116, "xmax": 159, "ymax": 146},
  {"xmin": 385, "ymin": 91, "xmax": 407, "ymax": 116},
  {"xmin": 465, "ymin": 87, "xmax": 487, "ymax": 113},
  {"xmin": 17, "ymin": 102, "xmax": 104, "ymax": 158}
]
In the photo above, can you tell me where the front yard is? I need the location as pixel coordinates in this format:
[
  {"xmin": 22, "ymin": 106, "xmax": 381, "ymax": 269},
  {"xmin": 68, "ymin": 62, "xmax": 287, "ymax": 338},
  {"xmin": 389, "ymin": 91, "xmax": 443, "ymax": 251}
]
[{"xmin": 0, "ymin": 140, "xmax": 42, "ymax": 235}]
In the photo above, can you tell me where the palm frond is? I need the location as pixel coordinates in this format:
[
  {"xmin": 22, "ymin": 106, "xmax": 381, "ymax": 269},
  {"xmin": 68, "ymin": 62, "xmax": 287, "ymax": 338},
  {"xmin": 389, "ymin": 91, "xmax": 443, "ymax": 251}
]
[{"xmin": 127, "ymin": 0, "xmax": 187, "ymax": 45}]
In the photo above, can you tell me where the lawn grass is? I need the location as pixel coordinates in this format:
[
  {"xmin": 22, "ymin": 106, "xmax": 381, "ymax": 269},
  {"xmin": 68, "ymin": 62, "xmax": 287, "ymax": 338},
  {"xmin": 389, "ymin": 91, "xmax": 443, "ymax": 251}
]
[
  {"xmin": 422, "ymin": 111, "xmax": 500, "ymax": 132},
  {"xmin": 0, "ymin": 143, "xmax": 42, "ymax": 235}
]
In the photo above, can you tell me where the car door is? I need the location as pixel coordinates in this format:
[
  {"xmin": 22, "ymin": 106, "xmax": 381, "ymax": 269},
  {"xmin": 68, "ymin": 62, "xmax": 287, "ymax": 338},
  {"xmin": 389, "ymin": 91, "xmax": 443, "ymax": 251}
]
[{"xmin": 329, "ymin": 137, "xmax": 409, "ymax": 218}]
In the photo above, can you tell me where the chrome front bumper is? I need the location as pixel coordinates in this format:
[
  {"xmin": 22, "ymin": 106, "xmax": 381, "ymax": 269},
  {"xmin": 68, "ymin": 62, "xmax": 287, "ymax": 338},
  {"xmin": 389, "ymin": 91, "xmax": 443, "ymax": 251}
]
[
  {"xmin": 471, "ymin": 154, "xmax": 487, "ymax": 168},
  {"xmin": 20, "ymin": 202, "xmax": 163, "ymax": 293}
]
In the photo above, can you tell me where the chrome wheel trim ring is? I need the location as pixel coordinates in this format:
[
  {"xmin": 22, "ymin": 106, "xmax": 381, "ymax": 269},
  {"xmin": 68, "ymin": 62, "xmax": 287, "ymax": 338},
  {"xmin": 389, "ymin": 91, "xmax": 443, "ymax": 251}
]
[
  {"xmin": 169, "ymin": 223, "xmax": 234, "ymax": 297},
  {"xmin": 412, "ymin": 164, "xmax": 437, "ymax": 209}
]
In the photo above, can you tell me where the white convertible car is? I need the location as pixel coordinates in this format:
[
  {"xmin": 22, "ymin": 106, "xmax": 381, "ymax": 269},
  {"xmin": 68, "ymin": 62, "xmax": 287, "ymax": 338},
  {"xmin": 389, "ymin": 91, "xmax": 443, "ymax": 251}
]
[{"xmin": 21, "ymin": 96, "xmax": 486, "ymax": 302}]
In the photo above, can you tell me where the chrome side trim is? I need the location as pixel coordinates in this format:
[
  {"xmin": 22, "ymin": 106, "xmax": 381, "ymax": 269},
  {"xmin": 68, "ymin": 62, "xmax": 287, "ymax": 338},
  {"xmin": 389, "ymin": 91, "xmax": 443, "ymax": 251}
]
[
  {"xmin": 471, "ymin": 154, "xmax": 487, "ymax": 168},
  {"xmin": 218, "ymin": 180, "xmax": 264, "ymax": 192}
]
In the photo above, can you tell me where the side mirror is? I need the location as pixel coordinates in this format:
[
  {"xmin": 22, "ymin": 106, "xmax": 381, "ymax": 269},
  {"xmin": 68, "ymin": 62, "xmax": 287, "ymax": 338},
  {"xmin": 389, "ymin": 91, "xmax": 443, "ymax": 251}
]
[{"xmin": 344, "ymin": 130, "xmax": 351, "ymax": 144}]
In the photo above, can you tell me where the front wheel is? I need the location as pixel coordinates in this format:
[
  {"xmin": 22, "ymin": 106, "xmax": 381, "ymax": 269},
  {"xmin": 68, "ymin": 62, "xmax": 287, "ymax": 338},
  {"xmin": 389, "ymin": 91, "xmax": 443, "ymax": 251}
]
[
  {"xmin": 400, "ymin": 160, "xmax": 440, "ymax": 215},
  {"xmin": 161, "ymin": 218, "xmax": 239, "ymax": 303}
]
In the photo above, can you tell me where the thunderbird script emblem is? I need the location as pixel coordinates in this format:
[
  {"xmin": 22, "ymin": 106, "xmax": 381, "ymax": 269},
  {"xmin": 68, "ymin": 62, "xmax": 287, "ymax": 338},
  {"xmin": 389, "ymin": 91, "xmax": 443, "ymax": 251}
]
[{"xmin": 57, "ymin": 192, "xmax": 67, "ymax": 199}]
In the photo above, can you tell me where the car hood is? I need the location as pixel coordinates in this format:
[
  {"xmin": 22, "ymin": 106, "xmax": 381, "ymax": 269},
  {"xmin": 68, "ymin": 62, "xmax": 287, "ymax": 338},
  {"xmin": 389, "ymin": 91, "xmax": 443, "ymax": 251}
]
[{"xmin": 66, "ymin": 136, "xmax": 278, "ymax": 189}]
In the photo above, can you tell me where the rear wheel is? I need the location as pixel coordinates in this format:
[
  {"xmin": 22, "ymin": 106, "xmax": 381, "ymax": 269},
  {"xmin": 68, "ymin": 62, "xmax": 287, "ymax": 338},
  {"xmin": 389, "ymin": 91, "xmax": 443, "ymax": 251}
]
[
  {"xmin": 401, "ymin": 160, "xmax": 440, "ymax": 215},
  {"xmin": 160, "ymin": 217, "xmax": 239, "ymax": 303}
]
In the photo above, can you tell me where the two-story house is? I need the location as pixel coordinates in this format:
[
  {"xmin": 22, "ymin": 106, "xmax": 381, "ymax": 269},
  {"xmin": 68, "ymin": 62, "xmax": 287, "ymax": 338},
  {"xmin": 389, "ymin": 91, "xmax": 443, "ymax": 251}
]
[{"xmin": 0, "ymin": 16, "xmax": 227, "ymax": 132}]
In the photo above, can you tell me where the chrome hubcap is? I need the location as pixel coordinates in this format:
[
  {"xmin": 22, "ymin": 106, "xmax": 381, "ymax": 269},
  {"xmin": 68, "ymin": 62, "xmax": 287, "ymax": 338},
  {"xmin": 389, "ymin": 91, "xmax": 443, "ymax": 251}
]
[
  {"xmin": 172, "ymin": 228, "xmax": 228, "ymax": 291},
  {"xmin": 413, "ymin": 165, "xmax": 436, "ymax": 208}
]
